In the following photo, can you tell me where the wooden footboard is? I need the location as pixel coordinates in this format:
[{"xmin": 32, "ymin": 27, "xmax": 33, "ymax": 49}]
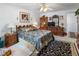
[{"xmin": 41, "ymin": 32, "xmax": 54, "ymax": 48}]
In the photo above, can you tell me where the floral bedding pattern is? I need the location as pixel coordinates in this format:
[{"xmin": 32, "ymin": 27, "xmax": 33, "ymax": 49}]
[{"xmin": 18, "ymin": 30, "xmax": 53, "ymax": 51}]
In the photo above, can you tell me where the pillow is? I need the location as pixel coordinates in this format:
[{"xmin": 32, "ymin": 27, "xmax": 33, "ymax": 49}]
[
  {"xmin": 3, "ymin": 49, "xmax": 12, "ymax": 56},
  {"xmin": 28, "ymin": 26, "xmax": 38, "ymax": 31},
  {"xmin": 25, "ymin": 28, "xmax": 31, "ymax": 32},
  {"xmin": 21, "ymin": 28, "xmax": 26, "ymax": 31}
]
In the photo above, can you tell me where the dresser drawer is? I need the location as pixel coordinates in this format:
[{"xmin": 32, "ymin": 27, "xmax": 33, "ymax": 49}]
[{"xmin": 5, "ymin": 33, "xmax": 18, "ymax": 47}]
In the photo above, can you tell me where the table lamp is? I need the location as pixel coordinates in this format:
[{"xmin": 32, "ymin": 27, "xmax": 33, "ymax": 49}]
[
  {"xmin": 8, "ymin": 24, "xmax": 15, "ymax": 33},
  {"xmin": 32, "ymin": 22, "xmax": 39, "ymax": 29}
]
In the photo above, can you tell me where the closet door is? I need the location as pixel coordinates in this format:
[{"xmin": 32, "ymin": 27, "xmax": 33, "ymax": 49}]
[
  {"xmin": 67, "ymin": 13, "xmax": 77, "ymax": 38},
  {"xmin": 67, "ymin": 13, "xmax": 77, "ymax": 33}
]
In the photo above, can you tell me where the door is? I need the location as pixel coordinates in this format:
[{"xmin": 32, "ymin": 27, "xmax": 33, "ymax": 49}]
[{"xmin": 67, "ymin": 13, "xmax": 77, "ymax": 33}]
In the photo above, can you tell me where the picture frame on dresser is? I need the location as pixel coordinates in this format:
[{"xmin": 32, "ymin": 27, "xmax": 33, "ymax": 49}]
[{"xmin": 59, "ymin": 16, "xmax": 64, "ymax": 20}]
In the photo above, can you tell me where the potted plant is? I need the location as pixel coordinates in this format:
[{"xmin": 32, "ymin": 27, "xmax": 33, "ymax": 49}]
[
  {"xmin": 75, "ymin": 8, "xmax": 79, "ymax": 16},
  {"xmin": 75, "ymin": 8, "xmax": 79, "ymax": 20}
]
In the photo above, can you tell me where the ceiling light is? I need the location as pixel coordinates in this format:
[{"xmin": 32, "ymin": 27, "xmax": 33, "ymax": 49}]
[
  {"xmin": 40, "ymin": 7, "xmax": 43, "ymax": 11},
  {"xmin": 40, "ymin": 3, "xmax": 49, "ymax": 12},
  {"xmin": 44, "ymin": 8, "xmax": 48, "ymax": 12}
]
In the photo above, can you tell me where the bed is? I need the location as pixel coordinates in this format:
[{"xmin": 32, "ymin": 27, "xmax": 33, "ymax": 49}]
[
  {"xmin": 0, "ymin": 25, "xmax": 54, "ymax": 56},
  {"xmin": 16, "ymin": 25, "xmax": 54, "ymax": 51}
]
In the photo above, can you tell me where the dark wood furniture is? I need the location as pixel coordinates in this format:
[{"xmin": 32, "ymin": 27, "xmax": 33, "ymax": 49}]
[
  {"xmin": 48, "ymin": 26, "xmax": 66, "ymax": 36},
  {"xmin": 5, "ymin": 33, "xmax": 18, "ymax": 47},
  {"xmin": 76, "ymin": 33, "xmax": 79, "ymax": 49},
  {"xmin": 39, "ymin": 15, "xmax": 67, "ymax": 36},
  {"xmin": 40, "ymin": 15, "xmax": 48, "ymax": 30}
]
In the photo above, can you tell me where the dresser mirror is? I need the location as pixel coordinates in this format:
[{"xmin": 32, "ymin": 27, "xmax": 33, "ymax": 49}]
[{"xmin": 52, "ymin": 15, "xmax": 59, "ymax": 26}]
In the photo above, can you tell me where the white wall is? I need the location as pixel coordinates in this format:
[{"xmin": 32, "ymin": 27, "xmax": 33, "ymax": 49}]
[
  {"xmin": 29, "ymin": 10, "xmax": 40, "ymax": 25},
  {"xmin": 40, "ymin": 10, "xmax": 76, "ymax": 32},
  {"xmin": 0, "ymin": 4, "xmax": 38, "ymax": 36},
  {"xmin": 0, "ymin": 4, "xmax": 19, "ymax": 36}
]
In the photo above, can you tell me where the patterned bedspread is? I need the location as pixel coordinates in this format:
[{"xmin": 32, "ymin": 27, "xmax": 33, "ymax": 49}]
[{"xmin": 18, "ymin": 30, "xmax": 53, "ymax": 51}]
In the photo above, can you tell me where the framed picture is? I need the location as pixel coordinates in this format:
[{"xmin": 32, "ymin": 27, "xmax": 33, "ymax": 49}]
[
  {"xmin": 60, "ymin": 16, "xmax": 64, "ymax": 20},
  {"xmin": 48, "ymin": 17, "xmax": 53, "ymax": 22},
  {"xmin": 19, "ymin": 12, "xmax": 30, "ymax": 22}
]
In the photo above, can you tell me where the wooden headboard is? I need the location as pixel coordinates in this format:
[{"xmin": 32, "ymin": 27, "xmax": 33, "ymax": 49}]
[
  {"xmin": 16, "ymin": 25, "xmax": 38, "ymax": 31},
  {"xmin": 16, "ymin": 25, "xmax": 30, "ymax": 30}
]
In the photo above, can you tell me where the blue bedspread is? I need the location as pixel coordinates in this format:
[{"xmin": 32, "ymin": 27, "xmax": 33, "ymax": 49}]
[{"xmin": 18, "ymin": 30, "xmax": 53, "ymax": 50}]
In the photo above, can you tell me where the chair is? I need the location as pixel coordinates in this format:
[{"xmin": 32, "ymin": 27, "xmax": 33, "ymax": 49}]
[{"xmin": 0, "ymin": 37, "xmax": 4, "ymax": 48}]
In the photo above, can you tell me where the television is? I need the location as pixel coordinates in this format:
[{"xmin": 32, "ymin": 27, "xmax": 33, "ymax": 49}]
[{"xmin": 48, "ymin": 22, "xmax": 55, "ymax": 26}]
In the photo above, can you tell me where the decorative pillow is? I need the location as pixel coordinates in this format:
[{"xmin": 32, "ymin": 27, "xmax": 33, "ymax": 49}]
[{"xmin": 3, "ymin": 49, "xmax": 12, "ymax": 56}]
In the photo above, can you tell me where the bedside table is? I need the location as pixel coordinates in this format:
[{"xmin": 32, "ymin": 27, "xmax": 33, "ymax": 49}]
[{"xmin": 5, "ymin": 33, "xmax": 18, "ymax": 47}]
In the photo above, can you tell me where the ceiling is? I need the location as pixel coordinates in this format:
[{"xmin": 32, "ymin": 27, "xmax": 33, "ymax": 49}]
[{"xmin": 6, "ymin": 3, "xmax": 79, "ymax": 12}]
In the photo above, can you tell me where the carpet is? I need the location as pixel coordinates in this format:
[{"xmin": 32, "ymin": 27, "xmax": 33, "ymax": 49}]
[{"xmin": 37, "ymin": 40, "xmax": 72, "ymax": 56}]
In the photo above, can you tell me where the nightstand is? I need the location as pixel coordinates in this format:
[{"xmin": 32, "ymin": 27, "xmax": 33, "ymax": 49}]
[{"xmin": 5, "ymin": 33, "xmax": 18, "ymax": 47}]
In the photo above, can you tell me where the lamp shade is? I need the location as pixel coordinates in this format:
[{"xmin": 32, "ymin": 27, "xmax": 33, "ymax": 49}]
[
  {"xmin": 32, "ymin": 22, "xmax": 38, "ymax": 27},
  {"xmin": 7, "ymin": 23, "xmax": 16, "ymax": 33},
  {"xmin": 8, "ymin": 23, "xmax": 15, "ymax": 29}
]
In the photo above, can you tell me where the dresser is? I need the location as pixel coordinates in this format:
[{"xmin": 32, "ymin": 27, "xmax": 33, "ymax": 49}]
[
  {"xmin": 48, "ymin": 26, "xmax": 66, "ymax": 36},
  {"xmin": 5, "ymin": 33, "xmax": 18, "ymax": 47}
]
